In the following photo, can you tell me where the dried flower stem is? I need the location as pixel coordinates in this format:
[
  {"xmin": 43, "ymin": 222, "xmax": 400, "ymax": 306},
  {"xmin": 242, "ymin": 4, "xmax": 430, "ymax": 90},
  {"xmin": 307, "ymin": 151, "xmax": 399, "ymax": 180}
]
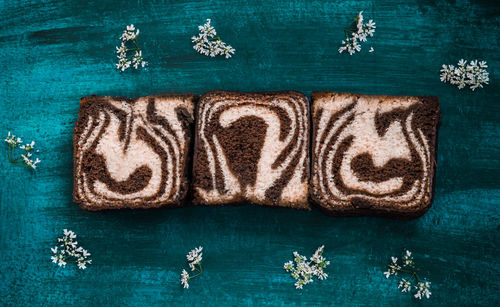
[
  {"xmin": 384, "ymin": 250, "xmax": 431, "ymax": 299},
  {"xmin": 180, "ymin": 246, "xmax": 204, "ymax": 289},
  {"xmin": 5, "ymin": 131, "xmax": 40, "ymax": 170},
  {"xmin": 116, "ymin": 24, "xmax": 147, "ymax": 71}
]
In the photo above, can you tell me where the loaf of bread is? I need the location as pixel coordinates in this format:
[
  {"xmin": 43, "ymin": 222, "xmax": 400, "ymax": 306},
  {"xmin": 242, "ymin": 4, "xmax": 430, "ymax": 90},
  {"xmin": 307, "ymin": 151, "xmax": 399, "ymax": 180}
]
[
  {"xmin": 192, "ymin": 91, "xmax": 310, "ymax": 209},
  {"xmin": 310, "ymin": 92, "xmax": 440, "ymax": 218},
  {"xmin": 73, "ymin": 95, "xmax": 195, "ymax": 210}
]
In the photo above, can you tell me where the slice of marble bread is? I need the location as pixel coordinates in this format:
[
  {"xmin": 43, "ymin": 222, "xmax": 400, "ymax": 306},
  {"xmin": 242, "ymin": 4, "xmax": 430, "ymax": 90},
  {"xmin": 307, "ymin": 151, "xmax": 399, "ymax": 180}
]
[
  {"xmin": 192, "ymin": 91, "xmax": 310, "ymax": 209},
  {"xmin": 310, "ymin": 92, "xmax": 440, "ymax": 218},
  {"xmin": 73, "ymin": 94, "xmax": 195, "ymax": 210}
]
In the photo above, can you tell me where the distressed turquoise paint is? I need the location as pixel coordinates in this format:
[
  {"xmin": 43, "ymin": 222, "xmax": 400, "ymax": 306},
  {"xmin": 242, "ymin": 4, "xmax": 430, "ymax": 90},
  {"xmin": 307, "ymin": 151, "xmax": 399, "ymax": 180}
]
[{"xmin": 0, "ymin": 0, "xmax": 499, "ymax": 306}]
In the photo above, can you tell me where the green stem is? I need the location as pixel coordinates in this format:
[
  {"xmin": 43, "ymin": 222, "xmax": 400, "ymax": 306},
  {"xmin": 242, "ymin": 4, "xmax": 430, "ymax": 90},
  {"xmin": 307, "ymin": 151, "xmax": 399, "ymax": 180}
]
[
  {"xmin": 132, "ymin": 38, "xmax": 141, "ymax": 51},
  {"xmin": 398, "ymin": 268, "xmax": 421, "ymax": 282},
  {"xmin": 188, "ymin": 263, "xmax": 203, "ymax": 279}
]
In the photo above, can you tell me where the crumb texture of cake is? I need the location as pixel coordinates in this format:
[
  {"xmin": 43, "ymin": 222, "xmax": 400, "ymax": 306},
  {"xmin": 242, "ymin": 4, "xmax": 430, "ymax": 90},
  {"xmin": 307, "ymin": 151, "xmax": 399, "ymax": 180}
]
[
  {"xmin": 192, "ymin": 91, "xmax": 310, "ymax": 209},
  {"xmin": 73, "ymin": 94, "xmax": 195, "ymax": 210},
  {"xmin": 310, "ymin": 92, "xmax": 440, "ymax": 217}
]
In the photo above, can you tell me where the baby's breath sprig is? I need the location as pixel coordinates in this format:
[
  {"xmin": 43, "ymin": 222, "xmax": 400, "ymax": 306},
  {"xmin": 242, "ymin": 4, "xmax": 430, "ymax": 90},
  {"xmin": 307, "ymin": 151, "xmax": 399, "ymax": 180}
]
[
  {"xmin": 191, "ymin": 19, "xmax": 235, "ymax": 58},
  {"xmin": 384, "ymin": 250, "xmax": 431, "ymax": 300},
  {"xmin": 116, "ymin": 24, "xmax": 147, "ymax": 71},
  {"xmin": 338, "ymin": 11, "xmax": 376, "ymax": 55},
  {"xmin": 440, "ymin": 59, "xmax": 489, "ymax": 91},
  {"xmin": 4, "ymin": 131, "xmax": 40, "ymax": 170},
  {"xmin": 51, "ymin": 229, "xmax": 92, "ymax": 270},
  {"xmin": 180, "ymin": 246, "xmax": 203, "ymax": 289},
  {"xmin": 283, "ymin": 245, "xmax": 330, "ymax": 289}
]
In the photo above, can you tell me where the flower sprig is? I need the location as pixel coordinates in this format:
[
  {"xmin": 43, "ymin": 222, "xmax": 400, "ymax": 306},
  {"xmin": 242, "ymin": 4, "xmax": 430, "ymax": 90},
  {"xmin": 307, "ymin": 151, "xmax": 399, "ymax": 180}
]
[
  {"xmin": 440, "ymin": 59, "xmax": 489, "ymax": 91},
  {"xmin": 5, "ymin": 131, "xmax": 40, "ymax": 170},
  {"xmin": 180, "ymin": 246, "xmax": 203, "ymax": 289},
  {"xmin": 191, "ymin": 19, "xmax": 235, "ymax": 58},
  {"xmin": 384, "ymin": 250, "xmax": 431, "ymax": 300},
  {"xmin": 116, "ymin": 24, "xmax": 147, "ymax": 71},
  {"xmin": 339, "ymin": 11, "xmax": 376, "ymax": 55},
  {"xmin": 51, "ymin": 229, "xmax": 92, "ymax": 270},
  {"xmin": 283, "ymin": 245, "xmax": 330, "ymax": 289}
]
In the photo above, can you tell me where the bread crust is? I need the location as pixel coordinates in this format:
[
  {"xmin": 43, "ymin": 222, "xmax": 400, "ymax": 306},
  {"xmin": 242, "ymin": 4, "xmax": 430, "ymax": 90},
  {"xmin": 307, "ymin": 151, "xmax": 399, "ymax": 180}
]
[
  {"xmin": 73, "ymin": 94, "xmax": 196, "ymax": 211},
  {"xmin": 192, "ymin": 90, "xmax": 311, "ymax": 209},
  {"xmin": 309, "ymin": 92, "xmax": 440, "ymax": 219}
]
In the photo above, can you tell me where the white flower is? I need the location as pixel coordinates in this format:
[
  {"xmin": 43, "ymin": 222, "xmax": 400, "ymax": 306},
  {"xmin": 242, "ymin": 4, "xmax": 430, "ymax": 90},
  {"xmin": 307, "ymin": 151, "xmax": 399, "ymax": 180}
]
[
  {"xmin": 369, "ymin": 47, "xmax": 374, "ymax": 52},
  {"xmin": 5, "ymin": 132, "xmax": 41, "ymax": 170},
  {"xmin": 181, "ymin": 269, "xmax": 190, "ymax": 289},
  {"xmin": 398, "ymin": 279, "xmax": 412, "ymax": 292},
  {"xmin": 386, "ymin": 251, "xmax": 432, "ymax": 299},
  {"xmin": 181, "ymin": 246, "xmax": 204, "ymax": 289},
  {"xmin": 440, "ymin": 59, "xmax": 489, "ymax": 91},
  {"xmin": 402, "ymin": 250, "xmax": 413, "ymax": 267},
  {"xmin": 116, "ymin": 25, "xmax": 147, "ymax": 71},
  {"xmin": 192, "ymin": 19, "xmax": 235, "ymax": 58},
  {"xmin": 384, "ymin": 270, "xmax": 391, "ymax": 278},
  {"xmin": 51, "ymin": 230, "xmax": 91, "ymax": 270},
  {"xmin": 77, "ymin": 261, "xmax": 87, "ymax": 270},
  {"xmin": 120, "ymin": 24, "xmax": 140, "ymax": 41},
  {"xmin": 186, "ymin": 246, "xmax": 203, "ymax": 265},
  {"xmin": 339, "ymin": 11, "xmax": 376, "ymax": 55},
  {"xmin": 132, "ymin": 50, "xmax": 147, "ymax": 69},
  {"xmin": 414, "ymin": 281, "xmax": 431, "ymax": 299},
  {"xmin": 284, "ymin": 246, "xmax": 330, "ymax": 289}
]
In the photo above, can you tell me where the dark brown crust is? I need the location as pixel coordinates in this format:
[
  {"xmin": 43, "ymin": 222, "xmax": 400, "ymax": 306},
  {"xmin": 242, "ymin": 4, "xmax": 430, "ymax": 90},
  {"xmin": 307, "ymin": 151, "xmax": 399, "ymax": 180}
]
[
  {"xmin": 192, "ymin": 90, "xmax": 310, "ymax": 209},
  {"xmin": 73, "ymin": 94, "xmax": 196, "ymax": 211},
  {"xmin": 309, "ymin": 92, "xmax": 440, "ymax": 219}
]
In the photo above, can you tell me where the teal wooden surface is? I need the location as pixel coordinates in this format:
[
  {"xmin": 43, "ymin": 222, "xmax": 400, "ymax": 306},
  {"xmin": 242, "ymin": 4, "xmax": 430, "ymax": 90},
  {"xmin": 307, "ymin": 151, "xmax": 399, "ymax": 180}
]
[{"xmin": 0, "ymin": 0, "xmax": 499, "ymax": 306}]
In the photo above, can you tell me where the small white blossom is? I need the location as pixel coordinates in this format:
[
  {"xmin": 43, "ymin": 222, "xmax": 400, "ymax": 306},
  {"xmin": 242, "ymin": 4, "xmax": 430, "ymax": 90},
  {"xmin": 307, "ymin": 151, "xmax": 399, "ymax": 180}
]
[
  {"xmin": 440, "ymin": 59, "xmax": 489, "ymax": 91},
  {"xmin": 51, "ymin": 229, "xmax": 91, "ymax": 270},
  {"xmin": 414, "ymin": 281, "xmax": 432, "ymax": 299},
  {"xmin": 369, "ymin": 47, "xmax": 374, "ymax": 52},
  {"xmin": 402, "ymin": 250, "xmax": 414, "ymax": 267},
  {"xmin": 398, "ymin": 279, "xmax": 412, "ymax": 293},
  {"xmin": 339, "ymin": 11, "xmax": 376, "ymax": 55},
  {"xmin": 192, "ymin": 19, "xmax": 235, "ymax": 58},
  {"xmin": 186, "ymin": 246, "xmax": 203, "ymax": 266},
  {"xmin": 120, "ymin": 24, "xmax": 140, "ymax": 41},
  {"xmin": 385, "ymin": 250, "xmax": 431, "ymax": 300},
  {"xmin": 180, "ymin": 246, "xmax": 204, "ymax": 289},
  {"xmin": 181, "ymin": 269, "xmax": 190, "ymax": 289},
  {"xmin": 5, "ymin": 132, "xmax": 41, "ymax": 170},
  {"xmin": 115, "ymin": 25, "xmax": 147, "ymax": 71},
  {"xmin": 284, "ymin": 245, "xmax": 330, "ymax": 289}
]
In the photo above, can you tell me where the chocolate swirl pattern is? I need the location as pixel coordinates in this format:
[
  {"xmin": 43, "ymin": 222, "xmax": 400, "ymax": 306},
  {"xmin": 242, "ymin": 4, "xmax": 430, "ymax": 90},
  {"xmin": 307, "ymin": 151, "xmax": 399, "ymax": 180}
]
[
  {"xmin": 73, "ymin": 95, "xmax": 194, "ymax": 210},
  {"xmin": 311, "ymin": 92, "xmax": 440, "ymax": 217},
  {"xmin": 192, "ymin": 91, "xmax": 310, "ymax": 209}
]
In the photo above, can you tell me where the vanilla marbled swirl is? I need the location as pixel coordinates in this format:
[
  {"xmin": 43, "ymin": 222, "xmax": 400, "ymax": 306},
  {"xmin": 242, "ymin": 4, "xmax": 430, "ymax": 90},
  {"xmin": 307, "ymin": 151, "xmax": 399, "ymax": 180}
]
[
  {"xmin": 312, "ymin": 93, "xmax": 436, "ymax": 211},
  {"xmin": 194, "ymin": 91, "xmax": 309, "ymax": 207},
  {"xmin": 74, "ymin": 95, "xmax": 193, "ymax": 209}
]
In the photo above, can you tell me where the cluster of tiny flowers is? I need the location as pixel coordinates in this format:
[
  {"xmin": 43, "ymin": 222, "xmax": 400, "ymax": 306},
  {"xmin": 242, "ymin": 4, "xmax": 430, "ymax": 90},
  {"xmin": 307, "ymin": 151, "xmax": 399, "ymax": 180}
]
[
  {"xmin": 51, "ymin": 229, "xmax": 92, "ymax": 270},
  {"xmin": 440, "ymin": 59, "xmax": 489, "ymax": 91},
  {"xmin": 339, "ymin": 11, "xmax": 376, "ymax": 55},
  {"xmin": 283, "ymin": 245, "xmax": 330, "ymax": 289},
  {"xmin": 4, "ymin": 131, "xmax": 41, "ymax": 170},
  {"xmin": 116, "ymin": 24, "xmax": 147, "ymax": 71},
  {"xmin": 191, "ymin": 19, "xmax": 235, "ymax": 58},
  {"xmin": 180, "ymin": 246, "xmax": 203, "ymax": 289},
  {"xmin": 384, "ymin": 250, "xmax": 431, "ymax": 300}
]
